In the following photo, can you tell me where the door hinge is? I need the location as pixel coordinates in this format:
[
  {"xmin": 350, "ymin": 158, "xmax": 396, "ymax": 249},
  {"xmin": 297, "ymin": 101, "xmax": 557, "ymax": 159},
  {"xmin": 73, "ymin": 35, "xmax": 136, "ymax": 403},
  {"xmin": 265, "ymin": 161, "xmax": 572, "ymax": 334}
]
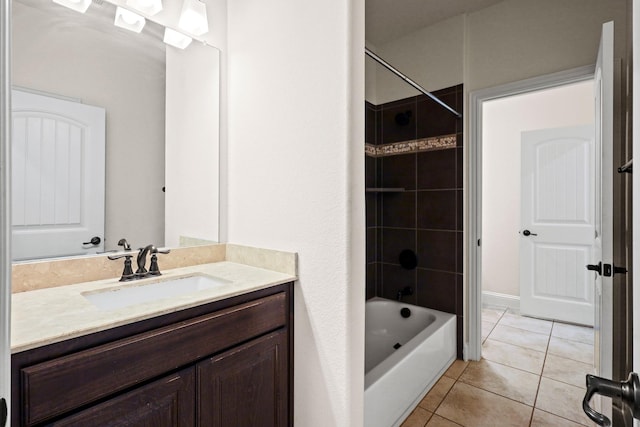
[{"xmin": 477, "ymin": 239, "xmax": 481, "ymax": 247}]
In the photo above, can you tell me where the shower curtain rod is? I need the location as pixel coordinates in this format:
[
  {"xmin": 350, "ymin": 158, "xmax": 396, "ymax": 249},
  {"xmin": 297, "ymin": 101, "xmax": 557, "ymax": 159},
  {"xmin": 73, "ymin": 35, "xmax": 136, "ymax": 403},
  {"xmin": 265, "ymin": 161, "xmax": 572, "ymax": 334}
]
[{"xmin": 365, "ymin": 47, "xmax": 462, "ymax": 118}]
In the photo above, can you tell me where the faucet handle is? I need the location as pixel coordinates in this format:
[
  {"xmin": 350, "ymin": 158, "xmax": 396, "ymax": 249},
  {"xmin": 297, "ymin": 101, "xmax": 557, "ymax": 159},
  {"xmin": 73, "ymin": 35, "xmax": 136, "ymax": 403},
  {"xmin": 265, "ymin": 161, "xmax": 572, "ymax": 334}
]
[
  {"xmin": 108, "ymin": 254, "xmax": 135, "ymax": 281},
  {"xmin": 148, "ymin": 250, "xmax": 170, "ymax": 276},
  {"xmin": 152, "ymin": 248, "xmax": 171, "ymax": 255},
  {"xmin": 107, "ymin": 253, "xmax": 131, "ymax": 260}
]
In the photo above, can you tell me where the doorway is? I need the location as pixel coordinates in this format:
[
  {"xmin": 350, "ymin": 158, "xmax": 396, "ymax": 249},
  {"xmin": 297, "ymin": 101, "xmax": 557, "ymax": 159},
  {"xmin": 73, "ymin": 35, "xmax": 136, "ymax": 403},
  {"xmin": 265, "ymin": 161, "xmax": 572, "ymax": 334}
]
[
  {"xmin": 467, "ymin": 65, "xmax": 598, "ymax": 361},
  {"xmin": 481, "ymin": 79, "xmax": 595, "ymax": 325}
]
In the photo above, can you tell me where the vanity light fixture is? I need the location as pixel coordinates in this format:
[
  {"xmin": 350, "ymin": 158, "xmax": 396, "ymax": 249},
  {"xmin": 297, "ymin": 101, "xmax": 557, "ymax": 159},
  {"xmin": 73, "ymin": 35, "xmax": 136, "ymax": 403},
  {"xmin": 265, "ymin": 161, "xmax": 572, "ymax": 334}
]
[
  {"xmin": 52, "ymin": 0, "xmax": 91, "ymax": 14},
  {"xmin": 126, "ymin": 0, "xmax": 163, "ymax": 16},
  {"xmin": 114, "ymin": 6, "xmax": 146, "ymax": 33},
  {"xmin": 178, "ymin": 0, "xmax": 209, "ymax": 36},
  {"xmin": 163, "ymin": 28, "xmax": 193, "ymax": 49}
]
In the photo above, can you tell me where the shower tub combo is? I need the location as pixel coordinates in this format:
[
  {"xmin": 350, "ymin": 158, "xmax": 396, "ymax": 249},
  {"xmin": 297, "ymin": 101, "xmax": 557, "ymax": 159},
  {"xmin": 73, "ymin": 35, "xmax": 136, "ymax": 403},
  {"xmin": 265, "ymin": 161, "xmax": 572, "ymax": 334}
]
[{"xmin": 365, "ymin": 297, "xmax": 457, "ymax": 427}]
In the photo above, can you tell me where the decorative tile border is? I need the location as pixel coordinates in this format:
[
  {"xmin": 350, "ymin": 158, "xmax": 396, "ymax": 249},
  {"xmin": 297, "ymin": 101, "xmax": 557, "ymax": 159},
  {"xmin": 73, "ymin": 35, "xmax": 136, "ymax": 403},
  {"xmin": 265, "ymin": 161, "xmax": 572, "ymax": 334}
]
[{"xmin": 365, "ymin": 134, "xmax": 457, "ymax": 157}]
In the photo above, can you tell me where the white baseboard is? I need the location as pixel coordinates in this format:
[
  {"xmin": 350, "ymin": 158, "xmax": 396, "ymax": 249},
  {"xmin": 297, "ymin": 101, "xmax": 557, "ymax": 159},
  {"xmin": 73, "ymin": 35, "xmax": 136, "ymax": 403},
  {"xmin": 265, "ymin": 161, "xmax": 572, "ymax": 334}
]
[{"xmin": 482, "ymin": 291, "xmax": 520, "ymax": 310}]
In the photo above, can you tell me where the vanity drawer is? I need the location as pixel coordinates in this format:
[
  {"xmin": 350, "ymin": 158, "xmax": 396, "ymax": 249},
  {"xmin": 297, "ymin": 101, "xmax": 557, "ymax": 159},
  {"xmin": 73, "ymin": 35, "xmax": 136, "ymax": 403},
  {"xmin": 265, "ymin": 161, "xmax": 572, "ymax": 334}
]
[{"xmin": 20, "ymin": 292, "xmax": 286, "ymax": 425}]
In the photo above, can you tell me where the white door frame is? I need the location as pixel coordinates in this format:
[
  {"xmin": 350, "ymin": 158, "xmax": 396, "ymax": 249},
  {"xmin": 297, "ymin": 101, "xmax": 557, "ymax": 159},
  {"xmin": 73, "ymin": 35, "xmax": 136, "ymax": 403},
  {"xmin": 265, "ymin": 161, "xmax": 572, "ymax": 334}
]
[
  {"xmin": 467, "ymin": 65, "xmax": 595, "ymax": 361},
  {"xmin": 0, "ymin": 0, "xmax": 10, "ymax": 421}
]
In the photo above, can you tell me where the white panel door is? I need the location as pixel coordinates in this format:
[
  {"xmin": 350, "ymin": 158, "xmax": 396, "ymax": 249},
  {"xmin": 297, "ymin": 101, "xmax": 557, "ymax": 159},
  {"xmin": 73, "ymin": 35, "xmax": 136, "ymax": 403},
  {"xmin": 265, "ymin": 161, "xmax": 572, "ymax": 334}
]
[
  {"xmin": 11, "ymin": 90, "xmax": 105, "ymax": 260},
  {"xmin": 520, "ymin": 125, "xmax": 595, "ymax": 326}
]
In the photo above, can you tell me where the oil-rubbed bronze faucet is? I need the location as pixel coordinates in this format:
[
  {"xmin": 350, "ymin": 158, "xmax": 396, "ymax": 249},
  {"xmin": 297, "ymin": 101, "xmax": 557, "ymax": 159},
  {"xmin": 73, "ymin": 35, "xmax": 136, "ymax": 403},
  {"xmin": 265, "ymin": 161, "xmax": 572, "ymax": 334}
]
[
  {"xmin": 108, "ymin": 244, "xmax": 170, "ymax": 281},
  {"xmin": 136, "ymin": 244, "xmax": 170, "ymax": 278},
  {"xmin": 108, "ymin": 253, "xmax": 135, "ymax": 282}
]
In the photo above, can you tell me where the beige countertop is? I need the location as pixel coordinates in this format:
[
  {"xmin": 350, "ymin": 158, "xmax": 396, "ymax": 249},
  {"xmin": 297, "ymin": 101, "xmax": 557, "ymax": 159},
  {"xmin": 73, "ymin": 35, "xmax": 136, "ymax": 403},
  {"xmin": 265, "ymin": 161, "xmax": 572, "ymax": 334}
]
[{"xmin": 11, "ymin": 261, "xmax": 296, "ymax": 353}]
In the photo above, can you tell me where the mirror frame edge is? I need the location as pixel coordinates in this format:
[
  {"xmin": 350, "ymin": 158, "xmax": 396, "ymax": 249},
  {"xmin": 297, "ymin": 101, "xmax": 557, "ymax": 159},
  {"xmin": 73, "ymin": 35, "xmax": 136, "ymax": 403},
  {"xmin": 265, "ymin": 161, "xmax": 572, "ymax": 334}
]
[{"xmin": 0, "ymin": 0, "xmax": 12, "ymax": 417}]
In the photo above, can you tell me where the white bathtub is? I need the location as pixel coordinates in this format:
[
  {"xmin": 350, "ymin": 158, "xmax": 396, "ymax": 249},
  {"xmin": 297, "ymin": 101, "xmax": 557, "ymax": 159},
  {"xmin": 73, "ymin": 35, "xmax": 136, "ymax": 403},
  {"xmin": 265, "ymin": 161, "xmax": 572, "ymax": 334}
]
[{"xmin": 365, "ymin": 297, "xmax": 456, "ymax": 427}]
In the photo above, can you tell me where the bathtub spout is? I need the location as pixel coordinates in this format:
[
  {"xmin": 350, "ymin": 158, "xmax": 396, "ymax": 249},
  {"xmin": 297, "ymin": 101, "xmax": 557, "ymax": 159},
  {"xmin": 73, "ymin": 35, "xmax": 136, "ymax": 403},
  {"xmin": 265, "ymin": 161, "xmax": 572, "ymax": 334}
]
[{"xmin": 396, "ymin": 286, "xmax": 413, "ymax": 301}]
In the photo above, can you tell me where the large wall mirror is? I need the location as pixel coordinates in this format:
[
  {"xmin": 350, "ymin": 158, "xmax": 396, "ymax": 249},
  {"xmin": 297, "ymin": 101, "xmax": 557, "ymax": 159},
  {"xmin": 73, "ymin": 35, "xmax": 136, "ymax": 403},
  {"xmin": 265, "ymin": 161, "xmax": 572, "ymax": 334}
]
[{"xmin": 11, "ymin": 0, "xmax": 220, "ymax": 261}]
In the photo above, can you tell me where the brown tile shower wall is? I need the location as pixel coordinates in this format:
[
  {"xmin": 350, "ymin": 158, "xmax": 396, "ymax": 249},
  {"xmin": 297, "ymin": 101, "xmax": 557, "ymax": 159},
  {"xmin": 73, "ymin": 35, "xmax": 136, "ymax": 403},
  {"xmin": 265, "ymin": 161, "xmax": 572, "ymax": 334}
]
[{"xmin": 365, "ymin": 84, "xmax": 464, "ymax": 357}]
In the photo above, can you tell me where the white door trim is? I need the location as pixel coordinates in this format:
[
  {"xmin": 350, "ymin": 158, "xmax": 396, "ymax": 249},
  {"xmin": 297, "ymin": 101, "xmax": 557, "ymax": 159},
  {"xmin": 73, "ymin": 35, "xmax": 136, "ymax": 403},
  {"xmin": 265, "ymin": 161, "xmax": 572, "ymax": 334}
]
[
  {"xmin": 0, "ymin": 0, "xmax": 10, "ymax": 419},
  {"xmin": 467, "ymin": 65, "xmax": 595, "ymax": 361}
]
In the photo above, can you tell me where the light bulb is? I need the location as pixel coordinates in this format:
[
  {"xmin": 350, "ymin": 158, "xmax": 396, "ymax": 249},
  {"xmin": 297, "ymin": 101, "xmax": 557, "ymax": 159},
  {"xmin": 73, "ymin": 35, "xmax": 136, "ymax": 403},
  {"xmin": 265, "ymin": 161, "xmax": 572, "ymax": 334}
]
[
  {"xmin": 52, "ymin": 0, "xmax": 92, "ymax": 14},
  {"xmin": 126, "ymin": 0, "xmax": 163, "ymax": 16},
  {"xmin": 163, "ymin": 28, "xmax": 193, "ymax": 49},
  {"xmin": 178, "ymin": 0, "xmax": 209, "ymax": 36},
  {"xmin": 114, "ymin": 7, "xmax": 146, "ymax": 33}
]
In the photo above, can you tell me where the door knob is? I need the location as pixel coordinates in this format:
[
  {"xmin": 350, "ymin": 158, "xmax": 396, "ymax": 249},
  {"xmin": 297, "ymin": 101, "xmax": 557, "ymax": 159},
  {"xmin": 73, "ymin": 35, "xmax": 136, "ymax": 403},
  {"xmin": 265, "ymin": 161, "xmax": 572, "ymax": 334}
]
[
  {"xmin": 586, "ymin": 262, "xmax": 602, "ymax": 275},
  {"xmin": 583, "ymin": 373, "xmax": 640, "ymax": 426},
  {"xmin": 83, "ymin": 236, "xmax": 101, "ymax": 246},
  {"xmin": 522, "ymin": 229, "xmax": 537, "ymax": 236}
]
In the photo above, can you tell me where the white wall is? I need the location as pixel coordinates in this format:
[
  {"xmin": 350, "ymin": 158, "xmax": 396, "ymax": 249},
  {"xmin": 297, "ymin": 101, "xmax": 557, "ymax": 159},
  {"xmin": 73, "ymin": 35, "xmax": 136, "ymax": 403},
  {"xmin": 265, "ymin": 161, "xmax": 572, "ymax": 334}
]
[
  {"xmin": 372, "ymin": 14, "xmax": 465, "ymax": 104},
  {"xmin": 366, "ymin": 0, "xmax": 627, "ymax": 99},
  {"xmin": 465, "ymin": 0, "xmax": 627, "ymax": 92},
  {"xmin": 226, "ymin": 0, "xmax": 365, "ymax": 426},
  {"xmin": 482, "ymin": 81, "xmax": 594, "ymax": 296}
]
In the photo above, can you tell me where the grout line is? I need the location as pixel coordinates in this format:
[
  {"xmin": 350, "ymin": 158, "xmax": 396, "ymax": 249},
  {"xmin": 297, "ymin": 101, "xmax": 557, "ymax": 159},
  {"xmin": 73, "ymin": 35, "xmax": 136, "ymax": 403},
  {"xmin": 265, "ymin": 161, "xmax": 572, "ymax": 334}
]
[
  {"xmin": 534, "ymin": 408, "xmax": 592, "ymax": 427},
  {"xmin": 492, "ymin": 322, "xmax": 552, "ymax": 338},
  {"xmin": 550, "ymin": 332, "xmax": 595, "ymax": 346},
  {"xmin": 450, "ymin": 380, "xmax": 535, "ymax": 422},
  {"xmin": 479, "ymin": 311, "xmax": 594, "ymax": 426},
  {"xmin": 546, "ymin": 343, "xmax": 595, "ymax": 366},
  {"xmin": 484, "ymin": 336, "xmax": 547, "ymax": 356},
  {"xmin": 478, "ymin": 351, "xmax": 542, "ymax": 377},
  {"xmin": 528, "ymin": 321, "xmax": 552, "ymax": 426}
]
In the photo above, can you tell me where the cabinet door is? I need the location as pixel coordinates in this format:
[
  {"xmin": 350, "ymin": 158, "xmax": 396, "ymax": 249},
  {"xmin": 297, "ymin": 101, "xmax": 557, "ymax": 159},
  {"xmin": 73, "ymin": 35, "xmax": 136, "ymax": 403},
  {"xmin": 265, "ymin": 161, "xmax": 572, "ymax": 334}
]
[
  {"xmin": 197, "ymin": 331, "xmax": 288, "ymax": 427},
  {"xmin": 52, "ymin": 368, "xmax": 195, "ymax": 427}
]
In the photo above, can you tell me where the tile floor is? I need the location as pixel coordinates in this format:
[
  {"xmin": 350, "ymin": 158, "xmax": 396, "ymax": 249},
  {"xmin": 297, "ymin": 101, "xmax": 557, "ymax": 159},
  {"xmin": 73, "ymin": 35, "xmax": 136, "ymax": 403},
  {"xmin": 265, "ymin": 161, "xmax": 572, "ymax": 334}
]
[{"xmin": 400, "ymin": 306, "xmax": 597, "ymax": 427}]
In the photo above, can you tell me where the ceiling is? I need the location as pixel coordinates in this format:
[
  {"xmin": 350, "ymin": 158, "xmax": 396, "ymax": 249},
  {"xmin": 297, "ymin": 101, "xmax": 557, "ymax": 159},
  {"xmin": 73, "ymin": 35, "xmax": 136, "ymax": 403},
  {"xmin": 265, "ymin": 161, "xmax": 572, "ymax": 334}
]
[{"xmin": 366, "ymin": 0, "xmax": 505, "ymax": 45}]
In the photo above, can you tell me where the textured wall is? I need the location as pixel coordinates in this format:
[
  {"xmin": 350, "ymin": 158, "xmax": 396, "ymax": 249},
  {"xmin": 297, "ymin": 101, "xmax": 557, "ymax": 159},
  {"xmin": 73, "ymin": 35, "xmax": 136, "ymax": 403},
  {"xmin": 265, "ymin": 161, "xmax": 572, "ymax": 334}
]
[{"xmin": 226, "ymin": 0, "xmax": 365, "ymax": 425}]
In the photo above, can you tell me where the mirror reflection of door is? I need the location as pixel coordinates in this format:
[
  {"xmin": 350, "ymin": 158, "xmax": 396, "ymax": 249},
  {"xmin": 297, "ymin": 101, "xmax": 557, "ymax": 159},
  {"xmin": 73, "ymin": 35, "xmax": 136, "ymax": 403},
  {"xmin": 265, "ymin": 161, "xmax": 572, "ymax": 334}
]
[{"xmin": 11, "ymin": 89, "xmax": 105, "ymax": 261}]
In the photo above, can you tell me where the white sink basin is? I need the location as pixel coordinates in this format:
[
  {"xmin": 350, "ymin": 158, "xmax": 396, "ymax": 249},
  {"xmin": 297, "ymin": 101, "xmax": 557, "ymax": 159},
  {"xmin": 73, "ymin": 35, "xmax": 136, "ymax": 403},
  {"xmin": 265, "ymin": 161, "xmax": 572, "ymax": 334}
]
[{"xmin": 82, "ymin": 274, "xmax": 232, "ymax": 310}]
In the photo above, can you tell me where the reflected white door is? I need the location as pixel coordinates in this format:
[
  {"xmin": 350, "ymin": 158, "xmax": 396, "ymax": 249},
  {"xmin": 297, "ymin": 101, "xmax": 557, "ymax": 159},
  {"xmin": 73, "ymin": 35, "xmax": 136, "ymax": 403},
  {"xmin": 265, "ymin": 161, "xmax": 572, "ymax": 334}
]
[
  {"xmin": 520, "ymin": 125, "xmax": 596, "ymax": 326},
  {"xmin": 11, "ymin": 90, "xmax": 105, "ymax": 260}
]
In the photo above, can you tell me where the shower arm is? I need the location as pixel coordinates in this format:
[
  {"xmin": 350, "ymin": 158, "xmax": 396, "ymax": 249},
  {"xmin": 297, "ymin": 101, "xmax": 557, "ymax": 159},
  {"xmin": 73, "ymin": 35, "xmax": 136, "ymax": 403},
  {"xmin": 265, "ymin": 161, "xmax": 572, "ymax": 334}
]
[{"xmin": 365, "ymin": 47, "xmax": 462, "ymax": 118}]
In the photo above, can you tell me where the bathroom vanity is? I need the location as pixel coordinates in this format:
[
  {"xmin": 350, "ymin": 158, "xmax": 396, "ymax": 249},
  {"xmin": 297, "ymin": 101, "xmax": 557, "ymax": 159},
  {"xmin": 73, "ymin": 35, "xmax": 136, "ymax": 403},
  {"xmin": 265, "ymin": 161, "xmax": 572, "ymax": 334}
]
[{"xmin": 9, "ymin": 256, "xmax": 295, "ymax": 426}]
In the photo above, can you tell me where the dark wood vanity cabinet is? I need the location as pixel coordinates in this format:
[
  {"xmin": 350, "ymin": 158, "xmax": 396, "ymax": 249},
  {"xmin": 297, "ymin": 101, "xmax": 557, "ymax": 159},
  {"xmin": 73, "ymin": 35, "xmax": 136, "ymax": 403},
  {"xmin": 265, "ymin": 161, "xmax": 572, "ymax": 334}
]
[
  {"xmin": 197, "ymin": 330, "xmax": 288, "ymax": 427},
  {"xmin": 50, "ymin": 368, "xmax": 196, "ymax": 427},
  {"xmin": 11, "ymin": 283, "xmax": 293, "ymax": 427}
]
